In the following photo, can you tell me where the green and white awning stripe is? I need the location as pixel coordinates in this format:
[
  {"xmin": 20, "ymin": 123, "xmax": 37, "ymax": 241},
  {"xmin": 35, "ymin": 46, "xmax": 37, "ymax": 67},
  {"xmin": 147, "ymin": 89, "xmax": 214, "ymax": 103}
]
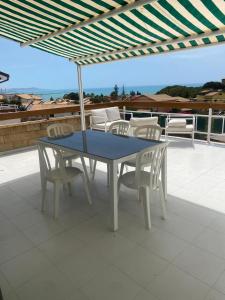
[{"xmin": 0, "ymin": 0, "xmax": 225, "ymax": 65}]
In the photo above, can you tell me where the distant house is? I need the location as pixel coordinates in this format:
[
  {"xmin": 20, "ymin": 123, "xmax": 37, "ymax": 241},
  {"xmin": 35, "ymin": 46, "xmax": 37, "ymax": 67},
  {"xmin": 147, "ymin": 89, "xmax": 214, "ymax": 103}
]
[
  {"xmin": 197, "ymin": 91, "xmax": 225, "ymax": 102},
  {"xmin": 129, "ymin": 94, "xmax": 190, "ymax": 103},
  {"xmin": 0, "ymin": 95, "xmax": 5, "ymax": 103}
]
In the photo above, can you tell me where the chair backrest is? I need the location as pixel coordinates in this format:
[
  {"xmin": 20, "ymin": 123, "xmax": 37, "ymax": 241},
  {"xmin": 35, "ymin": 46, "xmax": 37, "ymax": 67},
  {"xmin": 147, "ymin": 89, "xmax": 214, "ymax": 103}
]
[
  {"xmin": 105, "ymin": 107, "xmax": 121, "ymax": 122},
  {"xmin": 90, "ymin": 108, "xmax": 108, "ymax": 125},
  {"xmin": 135, "ymin": 142, "xmax": 168, "ymax": 190},
  {"xmin": 108, "ymin": 120, "xmax": 129, "ymax": 135},
  {"xmin": 134, "ymin": 125, "xmax": 162, "ymax": 141},
  {"xmin": 47, "ymin": 123, "xmax": 74, "ymax": 138},
  {"xmin": 38, "ymin": 144, "xmax": 66, "ymax": 179},
  {"xmin": 130, "ymin": 116, "xmax": 158, "ymax": 128}
]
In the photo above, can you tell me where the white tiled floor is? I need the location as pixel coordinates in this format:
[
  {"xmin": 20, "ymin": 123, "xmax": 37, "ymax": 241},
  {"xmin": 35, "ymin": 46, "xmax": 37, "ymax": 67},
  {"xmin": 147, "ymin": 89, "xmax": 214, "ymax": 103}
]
[{"xmin": 1, "ymin": 138, "xmax": 225, "ymax": 300}]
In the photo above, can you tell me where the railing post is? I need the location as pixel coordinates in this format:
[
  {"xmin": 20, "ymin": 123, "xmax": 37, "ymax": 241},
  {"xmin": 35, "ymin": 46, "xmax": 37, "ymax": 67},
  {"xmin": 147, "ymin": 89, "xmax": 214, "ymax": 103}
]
[
  {"xmin": 123, "ymin": 105, "xmax": 126, "ymax": 120},
  {"xmin": 207, "ymin": 108, "xmax": 212, "ymax": 143},
  {"xmin": 77, "ymin": 63, "xmax": 86, "ymax": 131}
]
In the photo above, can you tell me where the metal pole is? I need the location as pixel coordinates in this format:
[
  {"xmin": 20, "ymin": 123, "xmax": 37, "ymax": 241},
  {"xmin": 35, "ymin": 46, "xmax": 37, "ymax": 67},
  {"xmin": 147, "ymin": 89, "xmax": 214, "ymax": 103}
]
[
  {"xmin": 207, "ymin": 108, "xmax": 212, "ymax": 143},
  {"xmin": 77, "ymin": 63, "xmax": 86, "ymax": 131}
]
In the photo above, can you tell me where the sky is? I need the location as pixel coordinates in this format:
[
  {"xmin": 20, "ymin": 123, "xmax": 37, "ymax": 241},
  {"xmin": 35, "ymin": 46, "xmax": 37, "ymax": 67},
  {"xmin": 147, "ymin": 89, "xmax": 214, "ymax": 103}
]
[{"xmin": 1, "ymin": 37, "xmax": 225, "ymax": 90}]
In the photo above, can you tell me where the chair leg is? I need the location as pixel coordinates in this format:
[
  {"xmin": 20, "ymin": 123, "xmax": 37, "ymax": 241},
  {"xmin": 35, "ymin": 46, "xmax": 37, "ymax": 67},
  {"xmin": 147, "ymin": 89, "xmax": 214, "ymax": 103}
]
[
  {"xmin": 41, "ymin": 179, "xmax": 47, "ymax": 212},
  {"xmin": 67, "ymin": 182, "xmax": 72, "ymax": 196},
  {"xmin": 53, "ymin": 181, "xmax": 60, "ymax": 218},
  {"xmin": 91, "ymin": 160, "xmax": 97, "ymax": 181},
  {"xmin": 68, "ymin": 159, "xmax": 72, "ymax": 167},
  {"xmin": 159, "ymin": 183, "xmax": 167, "ymax": 220},
  {"xmin": 107, "ymin": 163, "xmax": 110, "ymax": 186},
  {"xmin": 192, "ymin": 131, "xmax": 195, "ymax": 147},
  {"xmin": 119, "ymin": 163, "xmax": 125, "ymax": 177},
  {"xmin": 82, "ymin": 174, "xmax": 92, "ymax": 205},
  {"xmin": 143, "ymin": 187, "xmax": 151, "ymax": 230}
]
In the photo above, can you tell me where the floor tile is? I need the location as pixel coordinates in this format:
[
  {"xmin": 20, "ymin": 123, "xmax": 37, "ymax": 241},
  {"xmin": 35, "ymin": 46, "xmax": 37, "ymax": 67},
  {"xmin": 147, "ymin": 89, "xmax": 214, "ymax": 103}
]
[
  {"xmin": 140, "ymin": 227, "xmax": 188, "ymax": 261},
  {"xmin": 204, "ymin": 289, "xmax": 225, "ymax": 300},
  {"xmin": 148, "ymin": 265, "xmax": 209, "ymax": 300},
  {"xmin": 0, "ymin": 248, "xmax": 53, "ymax": 288},
  {"xmin": 81, "ymin": 266, "xmax": 141, "ymax": 300},
  {"xmin": 114, "ymin": 245, "xmax": 169, "ymax": 287},
  {"xmin": 89, "ymin": 232, "xmax": 136, "ymax": 263},
  {"xmin": 193, "ymin": 228, "xmax": 225, "ymax": 260},
  {"xmin": 56, "ymin": 246, "xmax": 108, "ymax": 288},
  {"xmin": 208, "ymin": 213, "xmax": 225, "ymax": 234},
  {"xmin": 133, "ymin": 289, "xmax": 159, "ymax": 300},
  {"xmin": 38, "ymin": 229, "xmax": 86, "ymax": 264},
  {"xmin": 214, "ymin": 270, "xmax": 225, "ymax": 295},
  {"xmin": 173, "ymin": 244, "xmax": 225, "ymax": 285},
  {"xmin": 0, "ymin": 231, "xmax": 34, "ymax": 264},
  {"xmin": 152, "ymin": 211, "xmax": 204, "ymax": 242},
  {"xmin": 22, "ymin": 219, "xmax": 66, "ymax": 245},
  {"xmin": 0, "ymin": 270, "xmax": 12, "ymax": 297},
  {"xmin": 16, "ymin": 266, "xmax": 75, "ymax": 300}
]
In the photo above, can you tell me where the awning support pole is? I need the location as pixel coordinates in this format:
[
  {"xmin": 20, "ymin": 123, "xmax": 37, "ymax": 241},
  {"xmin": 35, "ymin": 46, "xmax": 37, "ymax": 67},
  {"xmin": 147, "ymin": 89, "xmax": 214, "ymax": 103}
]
[{"xmin": 77, "ymin": 63, "xmax": 85, "ymax": 131}]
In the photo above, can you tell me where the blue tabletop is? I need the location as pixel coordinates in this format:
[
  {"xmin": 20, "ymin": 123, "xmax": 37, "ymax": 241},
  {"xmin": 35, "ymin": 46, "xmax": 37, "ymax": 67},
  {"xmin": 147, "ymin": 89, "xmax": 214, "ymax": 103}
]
[{"xmin": 39, "ymin": 130, "xmax": 162, "ymax": 160}]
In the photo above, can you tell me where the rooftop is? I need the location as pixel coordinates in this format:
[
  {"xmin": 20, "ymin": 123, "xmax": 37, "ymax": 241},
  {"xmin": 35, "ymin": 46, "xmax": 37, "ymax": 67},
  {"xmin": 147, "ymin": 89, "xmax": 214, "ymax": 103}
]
[{"xmin": 1, "ymin": 137, "xmax": 225, "ymax": 300}]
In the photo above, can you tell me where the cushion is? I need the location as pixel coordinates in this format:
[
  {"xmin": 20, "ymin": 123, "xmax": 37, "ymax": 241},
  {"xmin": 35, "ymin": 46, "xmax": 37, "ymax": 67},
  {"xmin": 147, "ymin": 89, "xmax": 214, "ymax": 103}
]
[
  {"xmin": 91, "ymin": 109, "xmax": 108, "ymax": 124},
  {"xmin": 106, "ymin": 107, "xmax": 121, "ymax": 122},
  {"xmin": 168, "ymin": 118, "xmax": 186, "ymax": 127},
  {"xmin": 130, "ymin": 117, "xmax": 158, "ymax": 127},
  {"xmin": 166, "ymin": 124, "xmax": 193, "ymax": 132},
  {"xmin": 91, "ymin": 121, "xmax": 113, "ymax": 131}
]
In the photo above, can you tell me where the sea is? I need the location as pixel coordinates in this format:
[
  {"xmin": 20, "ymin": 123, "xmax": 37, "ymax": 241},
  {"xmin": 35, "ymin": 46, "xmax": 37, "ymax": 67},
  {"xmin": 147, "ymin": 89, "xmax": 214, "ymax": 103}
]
[{"xmin": 1, "ymin": 83, "xmax": 201, "ymax": 101}]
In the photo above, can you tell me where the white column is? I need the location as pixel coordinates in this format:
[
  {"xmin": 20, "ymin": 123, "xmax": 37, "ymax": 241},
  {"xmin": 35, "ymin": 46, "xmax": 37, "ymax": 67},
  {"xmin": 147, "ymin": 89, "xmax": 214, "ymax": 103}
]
[
  {"xmin": 207, "ymin": 108, "xmax": 212, "ymax": 143},
  {"xmin": 77, "ymin": 63, "xmax": 86, "ymax": 131}
]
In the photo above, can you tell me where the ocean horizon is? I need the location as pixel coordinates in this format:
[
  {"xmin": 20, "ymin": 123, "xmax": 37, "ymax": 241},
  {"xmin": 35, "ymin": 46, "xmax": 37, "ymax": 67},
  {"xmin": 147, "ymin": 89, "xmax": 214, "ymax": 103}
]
[{"xmin": 1, "ymin": 83, "xmax": 202, "ymax": 100}]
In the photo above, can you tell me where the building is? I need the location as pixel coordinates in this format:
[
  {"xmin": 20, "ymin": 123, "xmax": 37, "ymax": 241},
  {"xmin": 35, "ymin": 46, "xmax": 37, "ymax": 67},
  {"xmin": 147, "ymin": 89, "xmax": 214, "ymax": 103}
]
[
  {"xmin": 128, "ymin": 94, "xmax": 190, "ymax": 112},
  {"xmin": 196, "ymin": 91, "xmax": 225, "ymax": 102},
  {"xmin": 129, "ymin": 94, "xmax": 190, "ymax": 103}
]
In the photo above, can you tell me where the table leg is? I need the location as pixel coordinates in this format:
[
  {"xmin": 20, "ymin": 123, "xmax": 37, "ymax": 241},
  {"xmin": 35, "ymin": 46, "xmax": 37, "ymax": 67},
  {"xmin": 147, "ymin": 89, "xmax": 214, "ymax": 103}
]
[
  {"xmin": 89, "ymin": 158, "xmax": 93, "ymax": 174},
  {"xmin": 109, "ymin": 160, "xmax": 118, "ymax": 231},
  {"xmin": 80, "ymin": 156, "xmax": 91, "ymax": 186},
  {"xmin": 162, "ymin": 147, "xmax": 167, "ymax": 200}
]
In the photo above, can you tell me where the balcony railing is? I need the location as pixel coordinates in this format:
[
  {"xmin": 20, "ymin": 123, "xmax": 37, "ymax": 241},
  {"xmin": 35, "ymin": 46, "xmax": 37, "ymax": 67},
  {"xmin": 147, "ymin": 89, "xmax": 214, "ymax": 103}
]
[{"xmin": 1, "ymin": 101, "xmax": 225, "ymax": 153}]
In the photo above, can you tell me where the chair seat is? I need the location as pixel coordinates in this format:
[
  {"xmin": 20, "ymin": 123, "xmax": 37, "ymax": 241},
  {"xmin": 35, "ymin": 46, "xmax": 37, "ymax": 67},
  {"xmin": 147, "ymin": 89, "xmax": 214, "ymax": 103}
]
[
  {"xmin": 120, "ymin": 170, "xmax": 158, "ymax": 190},
  {"xmin": 91, "ymin": 121, "xmax": 113, "ymax": 131},
  {"xmin": 47, "ymin": 166, "xmax": 82, "ymax": 182},
  {"xmin": 92, "ymin": 120, "xmax": 129, "ymax": 131},
  {"xmin": 61, "ymin": 151, "xmax": 79, "ymax": 161},
  {"xmin": 165, "ymin": 124, "xmax": 194, "ymax": 132}
]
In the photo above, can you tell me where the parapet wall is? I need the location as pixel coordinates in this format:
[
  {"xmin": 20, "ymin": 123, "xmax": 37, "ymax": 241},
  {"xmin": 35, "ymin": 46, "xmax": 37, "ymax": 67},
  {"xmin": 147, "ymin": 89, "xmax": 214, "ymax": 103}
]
[{"xmin": 0, "ymin": 115, "xmax": 89, "ymax": 152}]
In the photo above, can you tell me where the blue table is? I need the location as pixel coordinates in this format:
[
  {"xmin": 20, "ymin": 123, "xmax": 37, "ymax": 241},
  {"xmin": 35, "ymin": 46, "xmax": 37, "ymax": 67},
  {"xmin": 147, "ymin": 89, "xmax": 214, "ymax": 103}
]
[{"xmin": 39, "ymin": 130, "xmax": 167, "ymax": 231}]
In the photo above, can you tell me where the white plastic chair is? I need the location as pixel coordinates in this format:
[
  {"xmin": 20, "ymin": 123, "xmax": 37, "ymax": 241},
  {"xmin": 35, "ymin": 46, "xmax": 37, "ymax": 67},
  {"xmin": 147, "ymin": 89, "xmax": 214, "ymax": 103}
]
[
  {"xmin": 91, "ymin": 121, "xmax": 130, "ymax": 182},
  {"xmin": 47, "ymin": 123, "xmax": 79, "ymax": 166},
  {"xmin": 165, "ymin": 116, "xmax": 195, "ymax": 145},
  {"xmin": 120, "ymin": 125, "xmax": 162, "ymax": 176},
  {"xmin": 118, "ymin": 142, "xmax": 168, "ymax": 229},
  {"xmin": 38, "ymin": 144, "xmax": 92, "ymax": 218},
  {"xmin": 108, "ymin": 120, "xmax": 130, "ymax": 135}
]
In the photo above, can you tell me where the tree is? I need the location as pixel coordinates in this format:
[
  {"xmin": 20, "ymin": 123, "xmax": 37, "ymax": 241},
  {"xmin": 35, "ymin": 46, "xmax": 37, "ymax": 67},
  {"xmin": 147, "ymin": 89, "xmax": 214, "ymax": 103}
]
[
  {"xmin": 121, "ymin": 85, "xmax": 125, "ymax": 96},
  {"xmin": 202, "ymin": 81, "xmax": 225, "ymax": 90},
  {"xmin": 90, "ymin": 94, "xmax": 108, "ymax": 103},
  {"xmin": 110, "ymin": 84, "xmax": 119, "ymax": 99},
  {"xmin": 50, "ymin": 96, "xmax": 54, "ymax": 101},
  {"xmin": 156, "ymin": 85, "xmax": 201, "ymax": 98},
  {"xmin": 130, "ymin": 90, "xmax": 136, "ymax": 96}
]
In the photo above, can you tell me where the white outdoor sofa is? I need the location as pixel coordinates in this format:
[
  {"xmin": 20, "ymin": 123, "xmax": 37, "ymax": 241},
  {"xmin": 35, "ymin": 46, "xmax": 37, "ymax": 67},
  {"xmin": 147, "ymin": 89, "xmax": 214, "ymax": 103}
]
[
  {"xmin": 90, "ymin": 106, "xmax": 131, "ymax": 131},
  {"xmin": 129, "ymin": 116, "xmax": 158, "ymax": 135},
  {"xmin": 165, "ymin": 116, "xmax": 195, "ymax": 144}
]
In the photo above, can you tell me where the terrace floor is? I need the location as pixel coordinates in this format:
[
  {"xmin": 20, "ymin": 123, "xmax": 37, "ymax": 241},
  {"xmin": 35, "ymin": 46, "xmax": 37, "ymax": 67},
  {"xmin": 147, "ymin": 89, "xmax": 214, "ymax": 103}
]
[{"xmin": 1, "ymin": 138, "xmax": 225, "ymax": 300}]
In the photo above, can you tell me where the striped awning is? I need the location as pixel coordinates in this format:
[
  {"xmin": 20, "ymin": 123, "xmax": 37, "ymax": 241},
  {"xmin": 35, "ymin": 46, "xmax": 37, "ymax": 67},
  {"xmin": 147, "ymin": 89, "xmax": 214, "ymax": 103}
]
[
  {"xmin": 0, "ymin": 71, "xmax": 9, "ymax": 83},
  {"xmin": 0, "ymin": 0, "xmax": 225, "ymax": 66}
]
